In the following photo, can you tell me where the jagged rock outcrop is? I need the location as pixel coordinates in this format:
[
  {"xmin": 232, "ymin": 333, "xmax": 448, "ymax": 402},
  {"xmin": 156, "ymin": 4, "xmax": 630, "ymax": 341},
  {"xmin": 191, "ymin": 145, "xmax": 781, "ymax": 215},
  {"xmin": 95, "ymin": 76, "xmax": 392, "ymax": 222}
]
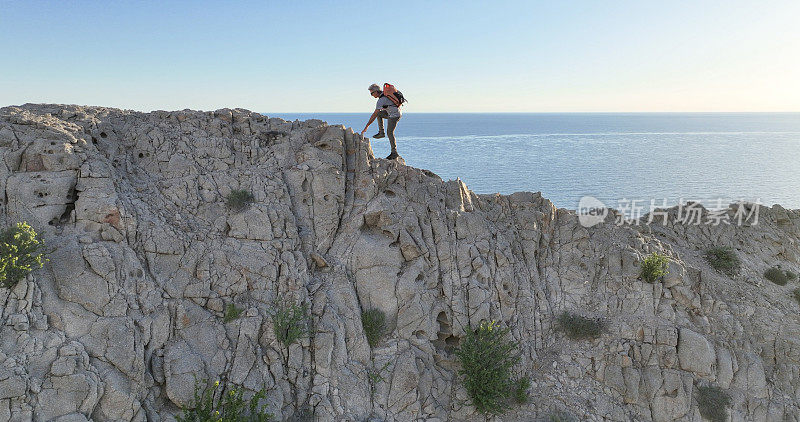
[{"xmin": 0, "ymin": 104, "xmax": 799, "ymax": 421}]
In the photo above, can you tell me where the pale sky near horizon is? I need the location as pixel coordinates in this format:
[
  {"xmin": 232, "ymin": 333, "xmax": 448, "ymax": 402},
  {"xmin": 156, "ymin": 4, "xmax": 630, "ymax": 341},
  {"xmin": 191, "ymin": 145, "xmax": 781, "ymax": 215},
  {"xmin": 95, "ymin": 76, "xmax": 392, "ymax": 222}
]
[{"xmin": 1, "ymin": 1, "xmax": 799, "ymax": 113}]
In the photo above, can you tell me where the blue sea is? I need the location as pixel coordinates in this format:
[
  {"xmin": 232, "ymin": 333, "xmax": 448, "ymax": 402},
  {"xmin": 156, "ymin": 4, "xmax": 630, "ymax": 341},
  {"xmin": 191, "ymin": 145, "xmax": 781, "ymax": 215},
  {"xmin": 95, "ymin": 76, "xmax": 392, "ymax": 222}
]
[{"xmin": 271, "ymin": 113, "xmax": 800, "ymax": 210}]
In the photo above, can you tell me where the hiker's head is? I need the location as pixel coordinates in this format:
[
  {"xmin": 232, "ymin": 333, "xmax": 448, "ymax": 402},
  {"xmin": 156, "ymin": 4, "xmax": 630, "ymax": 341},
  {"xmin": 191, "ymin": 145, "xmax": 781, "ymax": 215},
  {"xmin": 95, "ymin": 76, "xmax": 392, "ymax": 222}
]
[{"xmin": 368, "ymin": 84, "xmax": 381, "ymax": 97}]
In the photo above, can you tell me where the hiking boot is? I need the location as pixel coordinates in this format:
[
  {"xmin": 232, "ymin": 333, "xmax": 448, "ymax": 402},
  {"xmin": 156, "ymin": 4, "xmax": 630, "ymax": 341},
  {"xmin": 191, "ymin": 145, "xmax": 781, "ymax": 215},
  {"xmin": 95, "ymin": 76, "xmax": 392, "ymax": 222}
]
[
  {"xmin": 372, "ymin": 131, "xmax": 385, "ymax": 139},
  {"xmin": 386, "ymin": 151, "xmax": 399, "ymax": 160}
]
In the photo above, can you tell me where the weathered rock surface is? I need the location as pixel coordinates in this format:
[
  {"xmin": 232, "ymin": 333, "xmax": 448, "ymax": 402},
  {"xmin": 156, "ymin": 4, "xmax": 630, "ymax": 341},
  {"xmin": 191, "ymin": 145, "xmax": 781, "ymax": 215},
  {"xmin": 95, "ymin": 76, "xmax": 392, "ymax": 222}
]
[{"xmin": 0, "ymin": 104, "xmax": 799, "ymax": 421}]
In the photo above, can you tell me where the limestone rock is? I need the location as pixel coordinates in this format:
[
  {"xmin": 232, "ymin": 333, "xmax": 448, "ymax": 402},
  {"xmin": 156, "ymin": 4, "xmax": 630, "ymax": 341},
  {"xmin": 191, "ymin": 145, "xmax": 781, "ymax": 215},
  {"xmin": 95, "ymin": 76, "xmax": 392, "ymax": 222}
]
[
  {"xmin": 677, "ymin": 328, "xmax": 716, "ymax": 376},
  {"xmin": 0, "ymin": 104, "xmax": 798, "ymax": 421}
]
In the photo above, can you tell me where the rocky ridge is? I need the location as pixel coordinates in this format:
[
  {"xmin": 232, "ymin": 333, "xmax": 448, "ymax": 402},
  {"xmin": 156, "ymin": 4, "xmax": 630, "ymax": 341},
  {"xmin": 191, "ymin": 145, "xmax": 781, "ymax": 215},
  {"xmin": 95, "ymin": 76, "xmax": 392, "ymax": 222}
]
[{"xmin": 0, "ymin": 104, "xmax": 799, "ymax": 421}]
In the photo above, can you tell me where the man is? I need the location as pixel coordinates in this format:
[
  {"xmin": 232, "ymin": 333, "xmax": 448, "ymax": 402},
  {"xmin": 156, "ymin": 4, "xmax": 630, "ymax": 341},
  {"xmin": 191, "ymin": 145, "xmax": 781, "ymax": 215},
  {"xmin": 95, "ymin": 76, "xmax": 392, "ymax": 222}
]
[{"xmin": 361, "ymin": 83, "xmax": 402, "ymax": 160}]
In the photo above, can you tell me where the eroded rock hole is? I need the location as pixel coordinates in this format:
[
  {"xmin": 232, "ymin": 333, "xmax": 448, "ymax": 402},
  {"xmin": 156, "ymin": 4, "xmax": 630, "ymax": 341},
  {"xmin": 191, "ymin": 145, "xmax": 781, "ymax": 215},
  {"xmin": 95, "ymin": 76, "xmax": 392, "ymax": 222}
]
[
  {"xmin": 138, "ymin": 153, "xmax": 144, "ymax": 158},
  {"xmin": 100, "ymin": 132, "xmax": 107, "ymax": 138},
  {"xmin": 52, "ymin": 186, "xmax": 79, "ymax": 226},
  {"xmin": 434, "ymin": 311, "xmax": 459, "ymax": 353}
]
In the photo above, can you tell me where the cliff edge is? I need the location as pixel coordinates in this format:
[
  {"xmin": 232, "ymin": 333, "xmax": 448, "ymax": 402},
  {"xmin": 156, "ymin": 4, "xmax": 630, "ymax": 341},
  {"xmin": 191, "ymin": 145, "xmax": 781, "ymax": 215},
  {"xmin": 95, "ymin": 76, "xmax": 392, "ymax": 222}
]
[{"xmin": 1, "ymin": 104, "xmax": 799, "ymax": 421}]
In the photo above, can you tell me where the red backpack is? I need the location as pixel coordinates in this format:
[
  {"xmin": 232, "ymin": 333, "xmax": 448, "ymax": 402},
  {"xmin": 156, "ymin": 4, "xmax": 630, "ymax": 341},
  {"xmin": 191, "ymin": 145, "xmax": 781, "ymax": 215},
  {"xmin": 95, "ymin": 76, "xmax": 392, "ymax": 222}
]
[{"xmin": 382, "ymin": 83, "xmax": 407, "ymax": 107}]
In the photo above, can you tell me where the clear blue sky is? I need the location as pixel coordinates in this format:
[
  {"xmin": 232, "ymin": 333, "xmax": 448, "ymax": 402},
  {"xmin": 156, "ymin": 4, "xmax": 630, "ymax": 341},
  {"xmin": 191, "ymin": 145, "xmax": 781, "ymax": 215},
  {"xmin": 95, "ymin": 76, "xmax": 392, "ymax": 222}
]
[{"xmin": 1, "ymin": 1, "xmax": 798, "ymax": 112}]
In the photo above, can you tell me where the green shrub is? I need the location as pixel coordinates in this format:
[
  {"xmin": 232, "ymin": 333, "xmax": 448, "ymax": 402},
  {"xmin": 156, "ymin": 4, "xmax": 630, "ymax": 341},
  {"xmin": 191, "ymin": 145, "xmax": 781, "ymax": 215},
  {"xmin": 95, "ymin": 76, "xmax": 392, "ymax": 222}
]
[
  {"xmin": 512, "ymin": 377, "xmax": 530, "ymax": 404},
  {"xmin": 223, "ymin": 303, "xmax": 244, "ymax": 323},
  {"xmin": 361, "ymin": 309, "xmax": 386, "ymax": 348},
  {"xmin": 696, "ymin": 385, "xmax": 731, "ymax": 422},
  {"xmin": 764, "ymin": 266, "xmax": 795, "ymax": 286},
  {"xmin": 271, "ymin": 300, "xmax": 309, "ymax": 347},
  {"xmin": 0, "ymin": 222, "xmax": 46, "ymax": 289},
  {"xmin": 454, "ymin": 320, "xmax": 528, "ymax": 415},
  {"xmin": 226, "ymin": 190, "xmax": 255, "ymax": 212},
  {"xmin": 639, "ymin": 252, "xmax": 669, "ymax": 283},
  {"xmin": 556, "ymin": 311, "xmax": 605, "ymax": 340},
  {"xmin": 176, "ymin": 379, "xmax": 273, "ymax": 422},
  {"xmin": 793, "ymin": 288, "xmax": 800, "ymax": 304},
  {"xmin": 704, "ymin": 247, "xmax": 741, "ymax": 276}
]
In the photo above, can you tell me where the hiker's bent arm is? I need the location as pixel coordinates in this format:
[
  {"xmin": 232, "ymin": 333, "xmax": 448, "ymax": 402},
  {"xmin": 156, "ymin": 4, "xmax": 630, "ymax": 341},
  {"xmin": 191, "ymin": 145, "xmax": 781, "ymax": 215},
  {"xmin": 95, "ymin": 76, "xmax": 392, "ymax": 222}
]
[{"xmin": 361, "ymin": 110, "xmax": 380, "ymax": 135}]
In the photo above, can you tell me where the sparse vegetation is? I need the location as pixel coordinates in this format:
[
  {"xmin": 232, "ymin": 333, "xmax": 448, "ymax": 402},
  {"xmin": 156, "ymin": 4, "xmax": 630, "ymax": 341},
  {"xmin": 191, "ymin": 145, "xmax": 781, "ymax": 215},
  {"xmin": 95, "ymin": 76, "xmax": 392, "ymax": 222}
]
[
  {"xmin": 704, "ymin": 246, "xmax": 741, "ymax": 276},
  {"xmin": 366, "ymin": 360, "xmax": 392, "ymax": 400},
  {"xmin": 764, "ymin": 266, "xmax": 796, "ymax": 286},
  {"xmin": 271, "ymin": 300, "xmax": 309, "ymax": 347},
  {"xmin": 0, "ymin": 222, "xmax": 47, "ymax": 289},
  {"xmin": 696, "ymin": 385, "xmax": 731, "ymax": 422},
  {"xmin": 454, "ymin": 320, "xmax": 529, "ymax": 414},
  {"xmin": 176, "ymin": 379, "xmax": 273, "ymax": 422},
  {"xmin": 556, "ymin": 311, "xmax": 605, "ymax": 340},
  {"xmin": 226, "ymin": 189, "xmax": 255, "ymax": 212},
  {"xmin": 639, "ymin": 252, "xmax": 670, "ymax": 283},
  {"xmin": 793, "ymin": 288, "xmax": 800, "ymax": 304},
  {"xmin": 361, "ymin": 308, "xmax": 386, "ymax": 348},
  {"xmin": 223, "ymin": 303, "xmax": 244, "ymax": 323}
]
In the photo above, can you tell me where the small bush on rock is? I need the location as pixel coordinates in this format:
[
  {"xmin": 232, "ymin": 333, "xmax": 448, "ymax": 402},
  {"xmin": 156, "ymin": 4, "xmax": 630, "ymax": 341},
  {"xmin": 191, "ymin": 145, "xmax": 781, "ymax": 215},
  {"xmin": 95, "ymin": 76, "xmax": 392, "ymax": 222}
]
[
  {"xmin": 454, "ymin": 320, "xmax": 529, "ymax": 415},
  {"xmin": 223, "ymin": 303, "xmax": 244, "ymax": 323},
  {"xmin": 556, "ymin": 311, "xmax": 605, "ymax": 340},
  {"xmin": 271, "ymin": 300, "xmax": 309, "ymax": 347},
  {"xmin": 793, "ymin": 288, "xmax": 800, "ymax": 304},
  {"xmin": 512, "ymin": 377, "xmax": 530, "ymax": 404},
  {"xmin": 764, "ymin": 266, "xmax": 796, "ymax": 286},
  {"xmin": 639, "ymin": 252, "xmax": 669, "ymax": 283},
  {"xmin": 0, "ymin": 222, "xmax": 46, "ymax": 289},
  {"xmin": 226, "ymin": 189, "xmax": 255, "ymax": 212},
  {"xmin": 696, "ymin": 385, "xmax": 731, "ymax": 422},
  {"xmin": 704, "ymin": 247, "xmax": 740, "ymax": 276},
  {"xmin": 176, "ymin": 380, "xmax": 273, "ymax": 422},
  {"xmin": 361, "ymin": 308, "xmax": 386, "ymax": 348}
]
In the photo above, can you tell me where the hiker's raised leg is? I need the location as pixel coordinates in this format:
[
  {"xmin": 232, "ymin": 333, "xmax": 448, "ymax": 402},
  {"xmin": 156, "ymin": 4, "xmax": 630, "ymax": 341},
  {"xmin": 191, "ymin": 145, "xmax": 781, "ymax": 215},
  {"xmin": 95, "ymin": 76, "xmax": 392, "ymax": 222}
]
[
  {"xmin": 373, "ymin": 110, "xmax": 387, "ymax": 138},
  {"xmin": 378, "ymin": 110, "xmax": 388, "ymax": 131}
]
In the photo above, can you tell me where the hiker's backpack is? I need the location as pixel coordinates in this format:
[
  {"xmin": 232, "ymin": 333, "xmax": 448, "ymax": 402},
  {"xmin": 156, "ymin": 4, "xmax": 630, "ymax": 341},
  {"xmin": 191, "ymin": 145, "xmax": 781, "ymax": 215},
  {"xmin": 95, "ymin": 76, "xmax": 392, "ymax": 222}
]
[{"xmin": 383, "ymin": 83, "xmax": 407, "ymax": 107}]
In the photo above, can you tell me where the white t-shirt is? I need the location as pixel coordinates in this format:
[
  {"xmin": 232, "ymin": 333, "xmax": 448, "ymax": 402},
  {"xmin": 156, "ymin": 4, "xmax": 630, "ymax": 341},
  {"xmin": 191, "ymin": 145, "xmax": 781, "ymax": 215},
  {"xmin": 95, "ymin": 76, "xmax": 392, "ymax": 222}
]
[{"xmin": 376, "ymin": 96, "xmax": 402, "ymax": 118}]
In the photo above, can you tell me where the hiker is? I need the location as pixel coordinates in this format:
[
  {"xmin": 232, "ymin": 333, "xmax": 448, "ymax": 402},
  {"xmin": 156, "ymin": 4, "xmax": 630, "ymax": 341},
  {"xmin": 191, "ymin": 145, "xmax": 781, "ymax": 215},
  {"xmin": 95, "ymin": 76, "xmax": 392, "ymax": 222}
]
[{"xmin": 361, "ymin": 83, "xmax": 403, "ymax": 160}]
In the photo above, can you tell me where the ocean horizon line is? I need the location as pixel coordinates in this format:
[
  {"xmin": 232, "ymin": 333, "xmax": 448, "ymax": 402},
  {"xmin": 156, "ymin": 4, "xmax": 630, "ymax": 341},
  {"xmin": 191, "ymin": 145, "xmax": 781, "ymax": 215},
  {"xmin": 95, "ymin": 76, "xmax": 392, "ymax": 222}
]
[{"xmin": 266, "ymin": 111, "xmax": 800, "ymax": 115}]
